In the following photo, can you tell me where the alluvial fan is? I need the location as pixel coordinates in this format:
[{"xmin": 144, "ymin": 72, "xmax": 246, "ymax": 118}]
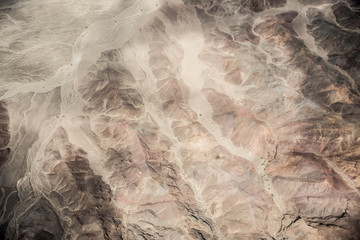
[{"xmin": 0, "ymin": 0, "xmax": 360, "ymax": 239}]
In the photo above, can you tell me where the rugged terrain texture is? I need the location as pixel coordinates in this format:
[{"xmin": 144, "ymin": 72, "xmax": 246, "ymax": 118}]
[{"xmin": 0, "ymin": 0, "xmax": 360, "ymax": 239}]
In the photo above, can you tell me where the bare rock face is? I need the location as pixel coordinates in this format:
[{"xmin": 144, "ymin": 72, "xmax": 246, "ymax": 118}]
[
  {"xmin": 1, "ymin": 0, "xmax": 360, "ymax": 239},
  {"xmin": 0, "ymin": 102, "xmax": 10, "ymax": 168}
]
